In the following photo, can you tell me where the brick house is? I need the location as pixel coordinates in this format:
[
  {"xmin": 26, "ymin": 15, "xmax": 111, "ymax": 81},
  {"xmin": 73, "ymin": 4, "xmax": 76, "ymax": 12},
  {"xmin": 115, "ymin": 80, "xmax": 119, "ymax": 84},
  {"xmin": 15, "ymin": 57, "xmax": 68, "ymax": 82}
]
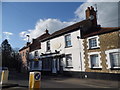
[
  {"xmin": 83, "ymin": 27, "xmax": 120, "ymax": 80},
  {"xmin": 19, "ymin": 42, "xmax": 30, "ymax": 72}
]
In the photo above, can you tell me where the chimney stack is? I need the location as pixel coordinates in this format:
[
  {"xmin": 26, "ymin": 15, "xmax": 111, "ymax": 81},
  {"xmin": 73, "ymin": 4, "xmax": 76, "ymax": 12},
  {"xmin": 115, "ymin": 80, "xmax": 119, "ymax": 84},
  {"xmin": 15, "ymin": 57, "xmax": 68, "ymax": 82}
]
[
  {"xmin": 85, "ymin": 6, "xmax": 97, "ymax": 27},
  {"xmin": 45, "ymin": 29, "xmax": 49, "ymax": 34}
]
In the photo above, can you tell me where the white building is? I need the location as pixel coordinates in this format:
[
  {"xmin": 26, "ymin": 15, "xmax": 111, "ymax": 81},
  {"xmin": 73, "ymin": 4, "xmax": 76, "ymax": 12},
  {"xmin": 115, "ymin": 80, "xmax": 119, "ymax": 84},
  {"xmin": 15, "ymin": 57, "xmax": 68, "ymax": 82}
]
[{"xmin": 29, "ymin": 6, "xmax": 97, "ymax": 75}]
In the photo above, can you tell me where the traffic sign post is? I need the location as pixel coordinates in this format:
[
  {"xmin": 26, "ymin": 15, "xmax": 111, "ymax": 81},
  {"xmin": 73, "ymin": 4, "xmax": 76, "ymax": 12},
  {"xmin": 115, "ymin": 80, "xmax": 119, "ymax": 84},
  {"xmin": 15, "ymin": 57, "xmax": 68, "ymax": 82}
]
[
  {"xmin": 0, "ymin": 67, "xmax": 9, "ymax": 84},
  {"xmin": 29, "ymin": 71, "xmax": 41, "ymax": 89}
]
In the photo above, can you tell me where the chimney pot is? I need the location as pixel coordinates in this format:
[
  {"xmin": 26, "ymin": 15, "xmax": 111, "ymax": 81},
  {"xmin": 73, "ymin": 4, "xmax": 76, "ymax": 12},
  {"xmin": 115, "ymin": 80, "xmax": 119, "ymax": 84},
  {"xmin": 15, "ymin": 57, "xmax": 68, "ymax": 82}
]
[
  {"xmin": 45, "ymin": 29, "xmax": 49, "ymax": 34},
  {"xmin": 90, "ymin": 6, "xmax": 94, "ymax": 10},
  {"xmin": 87, "ymin": 7, "xmax": 90, "ymax": 10},
  {"xmin": 85, "ymin": 6, "xmax": 97, "ymax": 27}
]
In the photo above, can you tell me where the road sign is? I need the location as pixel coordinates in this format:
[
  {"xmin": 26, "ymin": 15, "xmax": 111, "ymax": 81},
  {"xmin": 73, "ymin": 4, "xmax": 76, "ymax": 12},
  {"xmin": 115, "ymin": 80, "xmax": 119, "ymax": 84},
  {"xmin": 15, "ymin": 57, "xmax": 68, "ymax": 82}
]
[
  {"xmin": 29, "ymin": 72, "xmax": 41, "ymax": 89},
  {"xmin": 34, "ymin": 73, "xmax": 41, "ymax": 81}
]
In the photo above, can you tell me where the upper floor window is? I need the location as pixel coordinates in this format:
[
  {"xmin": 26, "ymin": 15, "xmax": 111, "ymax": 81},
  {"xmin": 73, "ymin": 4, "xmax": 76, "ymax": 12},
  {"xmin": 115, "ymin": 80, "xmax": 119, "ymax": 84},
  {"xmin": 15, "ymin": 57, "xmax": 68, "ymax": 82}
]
[
  {"xmin": 87, "ymin": 36, "xmax": 100, "ymax": 49},
  {"xmin": 34, "ymin": 51, "xmax": 38, "ymax": 57},
  {"xmin": 26, "ymin": 50, "xmax": 29, "ymax": 55},
  {"xmin": 89, "ymin": 38, "xmax": 97, "ymax": 48},
  {"xmin": 65, "ymin": 34, "xmax": 72, "ymax": 47},
  {"xmin": 46, "ymin": 41, "xmax": 50, "ymax": 51},
  {"xmin": 23, "ymin": 52, "xmax": 24, "ymax": 56},
  {"xmin": 66, "ymin": 54, "xmax": 72, "ymax": 67}
]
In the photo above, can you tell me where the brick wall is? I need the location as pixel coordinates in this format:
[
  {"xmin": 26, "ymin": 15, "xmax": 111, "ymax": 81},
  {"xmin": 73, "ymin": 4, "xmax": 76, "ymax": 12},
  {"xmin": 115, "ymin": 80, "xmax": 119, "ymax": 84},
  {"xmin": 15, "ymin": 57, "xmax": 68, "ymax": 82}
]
[{"xmin": 83, "ymin": 31, "xmax": 120, "ymax": 73}]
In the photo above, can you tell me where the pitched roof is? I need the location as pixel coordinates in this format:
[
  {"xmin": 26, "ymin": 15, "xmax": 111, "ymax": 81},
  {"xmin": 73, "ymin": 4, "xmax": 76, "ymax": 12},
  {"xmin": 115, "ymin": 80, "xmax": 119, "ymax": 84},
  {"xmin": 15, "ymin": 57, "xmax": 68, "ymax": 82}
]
[
  {"xmin": 29, "ymin": 32, "xmax": 50, "ymax": 52},
  {"xmin": 19, "ymin": 45, "xmax": 30, "ymax": 51},
  {"xmin": 41, "ymin": 19, "xmax": 92, "ymax": 42},
  {"xmin": 35, "ymin": 32, "xmax": 50, "ymax": 41},
  {"xmin": 84, "ymin": 27, "xmax": 120, "ymax": 38}
]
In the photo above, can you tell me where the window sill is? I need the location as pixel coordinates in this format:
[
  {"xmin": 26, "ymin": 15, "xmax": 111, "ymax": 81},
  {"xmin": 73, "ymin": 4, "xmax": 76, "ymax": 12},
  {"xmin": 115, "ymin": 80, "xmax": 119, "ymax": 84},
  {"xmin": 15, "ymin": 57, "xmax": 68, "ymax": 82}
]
[
  {"xmin": 65, "ymin": 46, "xmax": 72, "ymax": 48},
  {"xmin": 88, "ymin": 47, "xmax": 100, "ymax": 50},
  {"xmin": 46, "ymin": 50, "xmax": 51, "ymax": 52},
  {"xmin": 91, "ymin": 67, "xmax": 102, "ymax": 70},
  {"xmin": 65, "ymin": 67, "xmax": 73, "ymax": 69},
  {"xmin": 110, "ymin": 67, "xmax": 120, "ymax": 70}
]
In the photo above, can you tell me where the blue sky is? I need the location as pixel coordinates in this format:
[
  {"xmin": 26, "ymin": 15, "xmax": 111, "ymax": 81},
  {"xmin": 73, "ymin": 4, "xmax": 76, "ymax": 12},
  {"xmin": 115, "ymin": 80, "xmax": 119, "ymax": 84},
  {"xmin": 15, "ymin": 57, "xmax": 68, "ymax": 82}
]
[
  {"xmin": 2, "ymin": 2, "xmax": 83, "ymax": 48},
  {"xmin": 2, "ymin": 2, "xmax": 119, "ymax": 49}
]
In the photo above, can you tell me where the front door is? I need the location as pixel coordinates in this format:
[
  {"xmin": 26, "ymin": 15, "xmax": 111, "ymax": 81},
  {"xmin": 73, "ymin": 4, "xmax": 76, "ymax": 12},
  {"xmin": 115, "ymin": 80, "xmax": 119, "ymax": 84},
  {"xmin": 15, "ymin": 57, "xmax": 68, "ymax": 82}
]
[{"xmin": 52, "ymin": 59, "xmax": 57, "ymax": 73}]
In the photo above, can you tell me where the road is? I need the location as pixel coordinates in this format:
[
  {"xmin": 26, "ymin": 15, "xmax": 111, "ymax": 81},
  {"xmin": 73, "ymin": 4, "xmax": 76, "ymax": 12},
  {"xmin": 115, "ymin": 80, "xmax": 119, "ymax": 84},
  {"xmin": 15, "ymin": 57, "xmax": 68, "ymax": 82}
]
[{"xmin": 1, "ymin": 71, "xmax": 120, "ymax": 89}]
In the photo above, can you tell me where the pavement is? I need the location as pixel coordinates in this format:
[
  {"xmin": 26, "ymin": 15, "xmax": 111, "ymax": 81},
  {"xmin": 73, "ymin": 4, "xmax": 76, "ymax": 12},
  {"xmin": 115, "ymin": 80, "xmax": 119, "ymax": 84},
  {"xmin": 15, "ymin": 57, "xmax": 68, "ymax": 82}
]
[{"xmin": 1, "ymin": 71, "xmax": 120, "ymax": 89}]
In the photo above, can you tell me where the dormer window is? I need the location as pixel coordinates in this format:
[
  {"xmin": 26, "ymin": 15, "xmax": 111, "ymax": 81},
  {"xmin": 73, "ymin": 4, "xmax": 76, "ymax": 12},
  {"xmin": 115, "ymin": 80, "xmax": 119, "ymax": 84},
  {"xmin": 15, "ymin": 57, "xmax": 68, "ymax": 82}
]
[
  {"xmin": 46, "ymin": 41, "xmax": 50, "ymax": 51},
  {"xmin": 87, "ymin": 36, "xmax": 100, "ymax": 49}
]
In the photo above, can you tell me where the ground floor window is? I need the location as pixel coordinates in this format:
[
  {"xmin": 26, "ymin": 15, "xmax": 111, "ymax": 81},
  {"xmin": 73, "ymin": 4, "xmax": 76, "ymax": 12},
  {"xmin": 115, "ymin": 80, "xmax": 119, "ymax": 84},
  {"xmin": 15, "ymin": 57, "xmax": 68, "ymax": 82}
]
[
  {"xmin": 42, "ymin": 58, "xmax": 51, "ymax": 70},
  {"xmin": 90, "ymin": 54, "xmax": 99, "ymax": 68},
  {"xmin": 109, "ymin": 52, "xmax": 120, "ymax": 68},
  {"xmin": 34, "ymin": 61, "xmax": 39, "ymax": 68},
  {"xmin": 105, "ymin": 49, "xmax": 120, "ymax": 69},
  {"xmin": 88, "ymin": 52, "xmax": 101, "ymax": 69},
  {"xmin": 66, "ymin": 54, "xmax": 72, "ymax": 67}
]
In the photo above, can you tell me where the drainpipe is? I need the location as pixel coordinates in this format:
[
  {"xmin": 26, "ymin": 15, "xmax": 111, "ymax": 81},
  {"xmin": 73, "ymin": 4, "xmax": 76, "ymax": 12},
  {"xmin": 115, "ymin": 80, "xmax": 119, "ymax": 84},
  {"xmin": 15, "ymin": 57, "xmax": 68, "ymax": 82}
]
[{"xmin": 77, "ymin": 31, "xmax": 83, "ymax": 71}]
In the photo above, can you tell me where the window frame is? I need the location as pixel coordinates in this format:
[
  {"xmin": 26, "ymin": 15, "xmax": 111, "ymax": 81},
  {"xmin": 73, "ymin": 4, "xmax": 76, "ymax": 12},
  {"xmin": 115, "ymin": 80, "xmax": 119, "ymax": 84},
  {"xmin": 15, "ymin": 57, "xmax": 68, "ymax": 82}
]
[
  {"xmin": 105, "ymin": 49, "xmax": 120, "ymax": 69},
  {"xmin": 65, "ymin": 54, "xmax": 73, "ymax": 68},
  {"xmin": 88, "ymin": 52, "xmax": 102, "ymax": 69},
  {"xmin": 87, "ymin": 35, "xmax": 100, "ymax": 49},
  {"xmin": 65, "ymin": 34, "xmax": 72, "ymax": 48},
  {"xmin": 34, "ymin": 51, "xmax": 39, "ymax": 57},
  {"xmin": 46, "ymin": 40, "xmax": 50, "ymax": 51}
]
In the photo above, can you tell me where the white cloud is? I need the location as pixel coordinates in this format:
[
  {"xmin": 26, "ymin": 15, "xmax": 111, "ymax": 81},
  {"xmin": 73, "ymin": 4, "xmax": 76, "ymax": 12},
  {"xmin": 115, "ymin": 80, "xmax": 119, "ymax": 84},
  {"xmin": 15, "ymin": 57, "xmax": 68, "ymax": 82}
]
[
  {"xmin": 74, "ymin": 2, "xmax": 118, "ymax": 27},
  {"xmin": 20, "ymin": 2, "xmax": 119, "ymax": 41},
  {"xmin": 20, "ymin": 18, "xmax": 75, "ymax": 41},
  {"xmin": 3, "ymin": 32, "xmax": 13, "ymax": 40}
]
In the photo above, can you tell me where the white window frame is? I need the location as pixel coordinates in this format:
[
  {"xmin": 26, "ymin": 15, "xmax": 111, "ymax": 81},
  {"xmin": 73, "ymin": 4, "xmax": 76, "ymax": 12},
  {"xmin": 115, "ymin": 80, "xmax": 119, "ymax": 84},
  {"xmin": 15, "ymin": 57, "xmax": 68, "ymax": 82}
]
[
  {"xmin": 88, "ymin": 52, "xmax": 102, "ymax": 69},
  {"xmin": 46, "ymin": 40, "xmax": 50, "ymax": 51},
  {"xmin": 64, "ymin": 34, "xmax": 72, "ymax": 47},
  {"xmin": 87, "ymin": 35, "xmax": 100, "ymax": 49},
  {"xmin": 66, "ymin": 54, "xmax": 73, "ymax": 67},
  {"xmin": 105, "ymin": 49, "xmax": 120, "ymax": 69}
]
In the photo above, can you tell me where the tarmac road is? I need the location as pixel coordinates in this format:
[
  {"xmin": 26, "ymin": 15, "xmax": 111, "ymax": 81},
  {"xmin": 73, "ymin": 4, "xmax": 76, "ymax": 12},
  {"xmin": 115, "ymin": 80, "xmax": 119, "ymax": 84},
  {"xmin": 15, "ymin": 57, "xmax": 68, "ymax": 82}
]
[{"xmin": 1, "ymin": 71, "xmax": 120, "ymax": 89}]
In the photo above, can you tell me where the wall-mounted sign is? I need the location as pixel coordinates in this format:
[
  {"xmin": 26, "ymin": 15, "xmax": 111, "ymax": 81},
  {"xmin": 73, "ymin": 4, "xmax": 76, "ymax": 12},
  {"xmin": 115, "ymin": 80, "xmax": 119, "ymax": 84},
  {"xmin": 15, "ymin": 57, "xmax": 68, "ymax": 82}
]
[{"xmin": 52, "ymin": 42, "xmax": 62, "ymax": 49}]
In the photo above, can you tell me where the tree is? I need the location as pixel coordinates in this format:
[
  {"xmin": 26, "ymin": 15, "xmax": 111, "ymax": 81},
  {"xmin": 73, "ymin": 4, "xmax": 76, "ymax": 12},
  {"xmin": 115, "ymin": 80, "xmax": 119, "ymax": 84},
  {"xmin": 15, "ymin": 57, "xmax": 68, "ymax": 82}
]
[
  {"xmin": 2, "ymin": 39, "xmax": 12, "ymax": 68},
  {"xmin": 1, "ymin": 39, "xmax": 22, "ymax": 72}
]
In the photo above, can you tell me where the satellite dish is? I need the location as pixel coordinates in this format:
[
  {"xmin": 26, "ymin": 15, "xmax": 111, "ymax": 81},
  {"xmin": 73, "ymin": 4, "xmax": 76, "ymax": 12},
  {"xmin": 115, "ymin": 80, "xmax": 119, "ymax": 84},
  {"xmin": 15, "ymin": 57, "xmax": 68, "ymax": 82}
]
[{"xmin": 89, "ymin": 15, "xmax": 94, "ymax": 20}]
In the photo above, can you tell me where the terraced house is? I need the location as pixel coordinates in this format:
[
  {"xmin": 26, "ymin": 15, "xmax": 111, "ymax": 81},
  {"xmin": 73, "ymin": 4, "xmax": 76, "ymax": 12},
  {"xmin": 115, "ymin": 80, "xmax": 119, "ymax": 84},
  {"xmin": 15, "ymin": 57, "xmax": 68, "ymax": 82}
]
[
  {"xmin": 83, "ymin": 27, "xmax": 120, "ymax": 80},
  {"xmin": 19, "ymin": 6, "xmax": 120, "ymax": 80}
]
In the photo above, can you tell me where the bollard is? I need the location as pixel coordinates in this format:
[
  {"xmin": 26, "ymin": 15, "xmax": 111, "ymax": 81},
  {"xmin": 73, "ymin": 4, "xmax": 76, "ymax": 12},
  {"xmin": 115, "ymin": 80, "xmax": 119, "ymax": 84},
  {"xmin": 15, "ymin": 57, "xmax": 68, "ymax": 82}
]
[
  {"xmin": 29, "ymin": 71, "xmax": 41, "ymax": 89},
  {"xmin": 0, "ymin": 68, "xmax": 9, "ymax": 84}
]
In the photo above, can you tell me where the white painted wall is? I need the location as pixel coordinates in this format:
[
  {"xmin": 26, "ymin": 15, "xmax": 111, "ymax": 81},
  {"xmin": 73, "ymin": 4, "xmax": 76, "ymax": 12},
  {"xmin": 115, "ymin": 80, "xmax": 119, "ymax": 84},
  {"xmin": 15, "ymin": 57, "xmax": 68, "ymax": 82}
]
[
  {"xmin": 29, "ymin": 49, "xmax": 41, "ymax": 59},
  {"xmin": 29, "ymin": 29, "xmax": 85, "ymax": 72},
  {"xmin": 41, "ymin": 29, "xmax": 85, "ymax": 71}
]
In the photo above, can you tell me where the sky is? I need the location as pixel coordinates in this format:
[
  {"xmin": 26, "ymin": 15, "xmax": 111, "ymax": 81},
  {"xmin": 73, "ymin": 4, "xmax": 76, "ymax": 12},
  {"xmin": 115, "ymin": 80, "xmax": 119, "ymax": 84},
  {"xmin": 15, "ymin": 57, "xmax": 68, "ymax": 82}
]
[{"xmin": 1, "ymin": 1, "xmax": 120, "ymax": 49}]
